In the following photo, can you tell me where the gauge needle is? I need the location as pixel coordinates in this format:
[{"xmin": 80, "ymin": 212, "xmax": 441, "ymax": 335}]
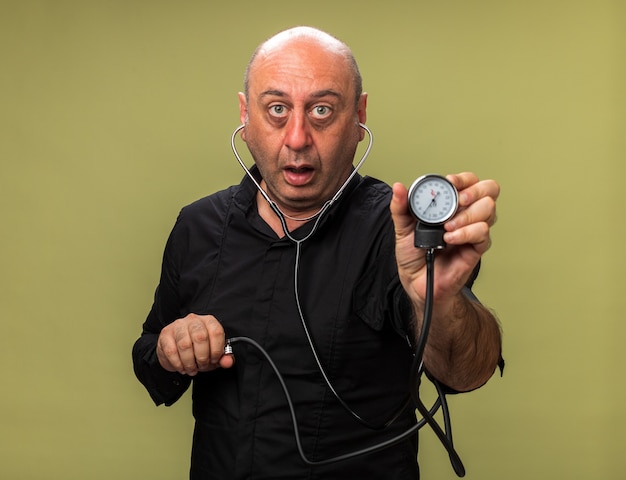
[{"xmin": 424, "ymin": 191, "xmax": 439, "ymax": 212}]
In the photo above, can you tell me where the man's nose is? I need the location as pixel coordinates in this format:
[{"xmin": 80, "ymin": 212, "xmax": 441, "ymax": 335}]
[{"xmin": 283, "ymin": 112, "xmax": 311, "ymax": 151}]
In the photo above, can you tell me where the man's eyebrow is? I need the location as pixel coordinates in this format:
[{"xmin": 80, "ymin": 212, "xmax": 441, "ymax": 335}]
[
  {"xmin": 310, "ymin": 89, "xmax": 341, "ymax": 99},
  {"xmin": 258, "ymin": 89, "xmax": 342, "ymax": 99},
  {"xmin": 259, "ymin": 89, "xmax": 286, "ymax": 98}
]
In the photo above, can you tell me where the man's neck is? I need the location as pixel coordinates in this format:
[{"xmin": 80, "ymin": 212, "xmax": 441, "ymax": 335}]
[{"xmin": 256, "ymin": 190, "xmax": 326, "ymax": 237}]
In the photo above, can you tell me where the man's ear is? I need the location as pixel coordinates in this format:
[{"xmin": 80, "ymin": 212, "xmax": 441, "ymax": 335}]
[
  {"xmin": 357, "ymin": 92, "xmax": 368, "ymax": 140},
  {"xmin": 238, "ymin": 92, "xmax": 248, "ymax": 140}
]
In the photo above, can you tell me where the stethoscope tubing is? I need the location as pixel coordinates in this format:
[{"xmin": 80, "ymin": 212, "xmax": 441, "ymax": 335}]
[{"xmin": 227, "ymin": 124, "xmax": 465, "ymax": 475}]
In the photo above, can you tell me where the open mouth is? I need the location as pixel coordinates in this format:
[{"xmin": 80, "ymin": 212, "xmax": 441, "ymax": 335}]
[{"xmin": 284, "ymin": 166, "xmax": 314, "ymax": 186}]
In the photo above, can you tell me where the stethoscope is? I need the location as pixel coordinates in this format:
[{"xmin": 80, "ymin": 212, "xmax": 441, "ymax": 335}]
[
  {"xmin": 229, "ymin": 122, "xmax": 373, "ymax": 242},
  {"xmin": 226, "ymin": 123, "xmax": 466, "ymax": 476}
]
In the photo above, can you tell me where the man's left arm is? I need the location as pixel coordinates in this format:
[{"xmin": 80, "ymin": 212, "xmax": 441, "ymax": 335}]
[{"xmin": 390, "ymin": 172, "xmax": 502, "ymax": 392}]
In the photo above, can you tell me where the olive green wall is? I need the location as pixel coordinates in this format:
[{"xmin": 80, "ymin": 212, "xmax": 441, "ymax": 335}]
[{"xmin": 1, "ymin": 1, "xmax": 624, "ymax": 478}]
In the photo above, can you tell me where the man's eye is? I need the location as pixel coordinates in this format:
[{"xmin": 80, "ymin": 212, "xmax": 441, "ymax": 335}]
[
  {"xmin": 269, "ymin": 105, "xmax": 288, "ymax": 117},
  {"xmin": 311, "ymin": 105, "xmax": 331, "ymax": 119}
]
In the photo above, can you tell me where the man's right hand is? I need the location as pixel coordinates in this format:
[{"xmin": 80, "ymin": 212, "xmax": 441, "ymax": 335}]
[{"xmin": 156, "ymin": 313, "xmax": 235, "ymax": 376}]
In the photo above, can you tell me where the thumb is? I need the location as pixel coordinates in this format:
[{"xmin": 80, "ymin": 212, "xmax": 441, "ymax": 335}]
[
  {"xmin": 219, "ymin": 353, "xmax": 235, "ymax": 369},
  {"xmin": 390, "ymin": 182, "xmax": 415, "ymax": 238}
]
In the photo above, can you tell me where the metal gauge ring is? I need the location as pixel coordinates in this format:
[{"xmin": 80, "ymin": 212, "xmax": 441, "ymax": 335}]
[{"xmin": 408, "ymin": 174, "xmax": 459, "ymax": 225}]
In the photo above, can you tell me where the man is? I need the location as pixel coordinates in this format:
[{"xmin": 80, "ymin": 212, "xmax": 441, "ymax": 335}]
[{"xmin": 133, "ymin": 26, "xmax": 502, "ymax": 479}]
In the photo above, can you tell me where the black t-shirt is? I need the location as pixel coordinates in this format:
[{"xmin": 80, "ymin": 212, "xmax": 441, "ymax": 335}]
[{"xmin": 133, "ymin": 169, "xmax": 425, "ymax": 479}]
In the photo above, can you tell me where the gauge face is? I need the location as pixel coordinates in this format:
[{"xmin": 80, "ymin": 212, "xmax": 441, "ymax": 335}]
[{"xmin": 408, "ymin": 174, "xmax": 458, "ymax": 225}]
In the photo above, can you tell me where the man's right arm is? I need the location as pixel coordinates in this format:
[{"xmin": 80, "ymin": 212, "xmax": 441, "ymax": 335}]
[{"xmin": 132, "ymin": 216, "xmax": 193, "ymax": 407}]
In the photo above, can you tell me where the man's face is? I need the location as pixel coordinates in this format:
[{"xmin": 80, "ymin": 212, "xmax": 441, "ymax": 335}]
[{"xmin": 239, "ymin": 39, "xmax": 367, "ymax": 217}]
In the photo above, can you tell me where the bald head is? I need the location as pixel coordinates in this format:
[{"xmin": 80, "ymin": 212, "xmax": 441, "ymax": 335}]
[{"xmin": 243, "ymin": 26, "xmax": 363, "ymax": 106}]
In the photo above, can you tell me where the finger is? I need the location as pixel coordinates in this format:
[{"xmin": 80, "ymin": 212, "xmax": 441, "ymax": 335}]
[
  {"xmin": 173, "ymin": 320, "xmax": 201, "ymax": 376},
  {"xmin": 447, "ymin": 174, "xmax": 500, "ymax": 208},
  {"xmin": 444, "ymin": 221, "xmax": 492, "ymax": 254},
  {"xmin": 185, "ymin": 314, "xmax": 228, "ymax": 373},
  {"xmin": 156, "ymin": 330, "xmax": 182, "ymax": 373},
  {"xmin": 200, "ymin": 316, "xmax": 227, "ymax": 367},
  {"xmin": 188, "ymin": 319, "xmax": 211, "ymax": 372},
  {"xmin": 446, "ymin": 195, "xmax": 497, "ymax": 232},
  {"xmin": 446, "ymin": 172, "xmax": 479, "ymax": 193}
]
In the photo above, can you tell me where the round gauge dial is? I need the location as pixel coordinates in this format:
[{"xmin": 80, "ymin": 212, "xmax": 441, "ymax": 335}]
[{"xmin": 408, "ymin": 174, "xmax": 458, "ymax": 225}]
